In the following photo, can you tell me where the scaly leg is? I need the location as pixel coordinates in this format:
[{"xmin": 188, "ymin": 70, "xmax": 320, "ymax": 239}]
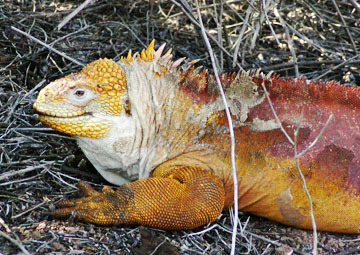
[{"xmin": 52, "ymin": 166, "xmax": 225, "ymax": 230}]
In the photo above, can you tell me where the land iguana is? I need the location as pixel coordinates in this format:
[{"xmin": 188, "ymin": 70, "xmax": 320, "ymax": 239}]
[{"xmin": 33, "ymin": 41, "xmax": 360, "ymax": 233}]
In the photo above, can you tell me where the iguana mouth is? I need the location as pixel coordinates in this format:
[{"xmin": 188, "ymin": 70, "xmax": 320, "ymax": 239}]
[
  {"xmin": 35, "ymin": 111, "xmax": 89, "ymax": 118},
  {"xmin": 33, "ymin": 102, "xmax": 87, "ymax": 118}
]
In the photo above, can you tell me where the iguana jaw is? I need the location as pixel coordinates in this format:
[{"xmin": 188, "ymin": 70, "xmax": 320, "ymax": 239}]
[
  {"xmin": 33, "ymin": 88, "xmax": 112, "ymax": 139},
  {"xmin": 33, "ymin": 102, "xmax": 86, "ymax": 118},
  {"xmin": 34, "ymin": 110, "xmax": 112, "ymax": 138}
]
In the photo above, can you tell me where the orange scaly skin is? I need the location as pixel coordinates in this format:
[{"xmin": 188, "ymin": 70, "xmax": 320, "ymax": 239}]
[{"xmin": 33, "ymin": 41, "xmax": 360, "ymax": 233}]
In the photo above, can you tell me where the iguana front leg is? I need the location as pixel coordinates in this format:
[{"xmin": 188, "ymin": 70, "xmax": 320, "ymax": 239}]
[{"xmin": 52, "ymin": 166, "xmax": 225, "ymax": 230}]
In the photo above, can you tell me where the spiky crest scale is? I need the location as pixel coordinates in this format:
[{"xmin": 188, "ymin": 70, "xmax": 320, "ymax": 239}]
[
  {"xmin": 120, "ymin": 49, "xmax": 133, "ymax": 65},
  {"xmin": 120, "ymin": 40, "xmax": 156, "ymax": 64},
  {"xmin": 143, "ymin": 40, "xmax": 155, "ymax": 61}
]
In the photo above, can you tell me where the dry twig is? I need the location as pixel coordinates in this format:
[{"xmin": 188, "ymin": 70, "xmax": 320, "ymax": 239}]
[
  {"xmin": 11, "ymin": 26, "xmax": 84, "ymax": 66},
  {"xmin": 331, "ymin": 0, "xmax": 358, "ymax": 55},
  {"xmin": 57, "ymin": 0, "xmax": 95, "ymax": 30},
  {"xmin": 195, "ymin": 2, "xmax": 239, "ymax": 255},
  {"xmin": 0, "ymin": 231, "xmax": 31, "ymax": 255},
  {"xmin": 274, "ymin": 7, "xmax": 299, "ymax": 77}
]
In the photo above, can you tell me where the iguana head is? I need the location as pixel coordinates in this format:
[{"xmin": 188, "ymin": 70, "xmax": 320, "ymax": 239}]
[{"xmin": 33, "ymin": 57, "xmax": 129, "ymax": 138}]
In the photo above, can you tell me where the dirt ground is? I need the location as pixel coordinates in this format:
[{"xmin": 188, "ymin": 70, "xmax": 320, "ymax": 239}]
[{"xmin": 1, "ymin": 1, "xmax": 360, "ymax": 254}]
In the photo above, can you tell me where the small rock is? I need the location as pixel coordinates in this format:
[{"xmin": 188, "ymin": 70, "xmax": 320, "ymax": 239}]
[{"xmin": 275, "ymin": 245, "xmax": 293, "ymax": 255}]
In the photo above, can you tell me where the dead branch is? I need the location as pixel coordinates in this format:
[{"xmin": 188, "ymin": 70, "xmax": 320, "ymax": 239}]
[{"xmin": 195, "ymin": 2, "xmax": 239, "ymax": 255}]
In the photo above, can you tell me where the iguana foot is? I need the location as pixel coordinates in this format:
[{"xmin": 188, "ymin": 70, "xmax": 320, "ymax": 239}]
[{"xmin": 52, "ymin": 181, "xmax": 133, "ymax": 225}]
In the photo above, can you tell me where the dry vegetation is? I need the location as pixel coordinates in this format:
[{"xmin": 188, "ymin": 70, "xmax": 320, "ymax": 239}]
[{"xmin": 1, "ymin": 0, "xmax": 360, "ymax": 254}]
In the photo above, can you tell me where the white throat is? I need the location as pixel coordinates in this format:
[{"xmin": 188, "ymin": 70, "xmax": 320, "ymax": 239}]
[{"xmin": 77, "ymin": 113, "xmax": 145, "ymax": 185}]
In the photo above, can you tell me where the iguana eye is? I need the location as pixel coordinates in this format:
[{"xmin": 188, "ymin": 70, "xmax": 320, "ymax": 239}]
[
  {"xmin": 74, "ymin": 89, "xmax": 85, "ymax": 98},
  {"xmin": 68, "ymin": 87, "xmax": 95, "ymax": 104}
]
